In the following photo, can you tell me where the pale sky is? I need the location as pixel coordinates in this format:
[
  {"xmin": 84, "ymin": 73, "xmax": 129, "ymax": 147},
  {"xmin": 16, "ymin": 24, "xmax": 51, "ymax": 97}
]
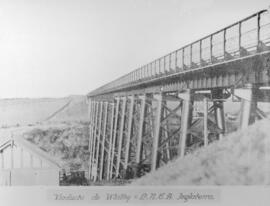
[{"xmin": 0, "ymin": 0, "xmax": 269, "ymax": 98}]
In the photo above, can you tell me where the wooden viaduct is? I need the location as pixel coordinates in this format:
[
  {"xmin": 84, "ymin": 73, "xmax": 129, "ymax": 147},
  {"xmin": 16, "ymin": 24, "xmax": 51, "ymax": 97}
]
[{"xmin": 87, "ymin": 9, "xmax": 270, "ymax": 182}]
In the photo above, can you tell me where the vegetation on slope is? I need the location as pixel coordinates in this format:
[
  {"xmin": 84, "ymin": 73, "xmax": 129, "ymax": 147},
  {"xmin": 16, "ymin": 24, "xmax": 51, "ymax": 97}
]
[
  {"xmin": 23, "ymin": 122, "xmax": 89, "ymax": 171},
  {"xmin": 132, "ymin": 119, "xmax": 270, "ymax": 185}
]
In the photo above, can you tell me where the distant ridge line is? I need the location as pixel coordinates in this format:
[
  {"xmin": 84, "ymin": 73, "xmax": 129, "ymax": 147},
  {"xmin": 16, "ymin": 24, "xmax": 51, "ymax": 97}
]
[{"xmin": 44, "ymin": 99, "xmax": 72, "ymax": 121}]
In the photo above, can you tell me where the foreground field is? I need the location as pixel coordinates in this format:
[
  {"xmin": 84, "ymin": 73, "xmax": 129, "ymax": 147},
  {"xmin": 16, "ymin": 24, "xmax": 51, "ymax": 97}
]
[{"xmin": 132, "ymin": 119, "xmax": 270, "ymax": 185}]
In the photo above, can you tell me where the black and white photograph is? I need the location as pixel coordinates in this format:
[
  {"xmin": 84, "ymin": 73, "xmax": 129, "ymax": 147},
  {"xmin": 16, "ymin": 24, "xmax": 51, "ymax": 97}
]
[{"xmin": 0, "ymin": 0, "xmax": 270, "ymax": 205}]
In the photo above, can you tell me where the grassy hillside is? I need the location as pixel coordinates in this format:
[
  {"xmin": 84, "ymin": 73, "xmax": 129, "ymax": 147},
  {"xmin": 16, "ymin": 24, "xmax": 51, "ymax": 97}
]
[
  {"xmin": 0, "ymin": 95, "xmax": 88, "ymax": 128},
  {"xmin": 47, "ymin": 95, "xmax": 88, "ymax": 122},
  {"xmin": 0, "ymin": 98, "xmax": 68, "ymax": 127},
  {"xmin": 132, "ymin": 119, "xmax": 270, "ymax": 185},
  {"xmin": 22, "ymin": 122, "xmax": 90, "ymax": 171}
]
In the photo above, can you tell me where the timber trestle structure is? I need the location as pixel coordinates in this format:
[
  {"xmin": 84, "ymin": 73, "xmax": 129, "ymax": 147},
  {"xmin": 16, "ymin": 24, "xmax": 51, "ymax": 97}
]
[{"xmin": 87, "ymin": 9, "xmax": 270, "ymax": 182}]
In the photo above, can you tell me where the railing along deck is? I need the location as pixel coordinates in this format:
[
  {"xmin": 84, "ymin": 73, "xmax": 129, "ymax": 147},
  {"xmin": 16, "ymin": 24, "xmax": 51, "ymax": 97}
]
[{"xmin": 89, "ymin": 10, "xmax": 270, "ymax": 97}]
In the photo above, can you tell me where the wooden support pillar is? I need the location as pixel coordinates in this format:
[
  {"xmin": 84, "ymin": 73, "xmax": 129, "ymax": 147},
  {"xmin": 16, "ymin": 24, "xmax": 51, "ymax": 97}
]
[
  {"xmin": 235, "ymin": 84, "xmax": 257, "ymax": 129},
  {"xmin": 239, "ymin": 22, "xmax": 242, "ymax": 53},
  {"xmin": 124, "ymin": 96, "xmax": 135, "ymax": 171},
  {"xmin": 88, "ymin": 98, "xmax": 92, "ymax": 123},
  {"xmin": 215, "ymin": 101, "xmax": 226, "ymax": 139},
  {"xmin": 99, "ymin": 102, "xmax": 108, "ymax": 181},
  {"xmin": 136, "ymin": 95, "xmax": 146, "ymax": 164},
  {"xmin": 164, "ymin": 105, "xmax": 171, "ymax": 161},
  {"xmin": 90, "ymin": 101, "xmax": 96, "ymax": 180},
  {"xmin": 151, "ymin": 93, "xmax": 163, "ymax": 171},
  {"xmin": 257, "ymin": 12, "xmax": 261, "ymax": 46},
  {"xmin": 203, "ymin": 98, "xmax": 208, "ymax": 147},
  {"xmin": 88, "ymin": 99, "xmax": 94, "ymax": 180},
  {"xmin": 89, "ymin": 101, "xmax": 94, "ymax": 179},
  {"xmin": 106, "ymin": 102, "xmax": 115, "ymax": 180},
  {"xmin": 116, "ymin": 97, "xmax": 127, "ymax": 177},
  {"xmin": 110, "ymin": 98, "xmax": 120, "ymax": 179},
  {"xmin": 212, "ymin": 88, "xmax": 226, "ymax": 139},
  {"xmin": 179, "ymin": 90, "xmax": 193, "ymax": 158},
  {"xmin": 223, "ymin": 29, "xmax": 226, "ymax": 58},
  {"xmin": 94, "ymin": 101, "xmax": 104, "ymax": 182},
  {"xmin": 91, "ymin": 101, "xmax": 99, "ymax": 181}
]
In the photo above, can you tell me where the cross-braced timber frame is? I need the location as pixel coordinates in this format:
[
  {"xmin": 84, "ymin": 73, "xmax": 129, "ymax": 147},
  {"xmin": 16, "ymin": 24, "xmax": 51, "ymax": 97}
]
[{"xmin": 87, "ymin": 9, "xmax": 270, "ymax": 182}]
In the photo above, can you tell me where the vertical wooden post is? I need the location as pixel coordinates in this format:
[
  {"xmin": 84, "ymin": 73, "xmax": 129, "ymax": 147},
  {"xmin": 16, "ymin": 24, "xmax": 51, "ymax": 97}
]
[
  {"xmin": 144, "ymin": 66, "xmax": 147, "ymax": 79},
  {"xmin": 88, "ymin": 99, "xmax": 93, "ymax": 180},
  {"xmin": 210, "ymin": 35, "xmax": 213, "ymax": 63},
  {"xmin": 116, "ymin": 97, "xmax": 127, "ymax": 177},
  {"xmin": 110, "ymin": 98, "xmax": 120, "ymax": 179},
  {"xmin": 136, "ymin": 95, "xmax": 146, "ymax": 164},
  {"xmin": 150, "ymin": 63, "xmax": 153, "ymax": 77},
  {"xmin": 179, "ymin": 90, "xmax": 193, "ymax": 157},
  {"xmin": 199, "ymin": 40, "xmax": 202, "ymax": 65},
  {"xmin": 159, "ymin": 59, "xmax": 161, "ymax": 74},
  {"xmin": 94, "ymin": 101, "xmax": 104, "ymax": 182},
  {"xmin": 91, "ymin": 101, "xmax": 99, "ymax": 181},
  {"xmin": 99, "ymin": 102, "xmax": 108, "ymax": 180},
  {"xmin": 190, "ymin": 44, "xmax": 193, "ymax": 67},
  {"xmin": 88, "ymin": 100, "xmax": 96, "ymax": 180},
  {"xmin": 239, "ymin": 85, "xmax": 256, "ymax": 129},
  {"xmin": 124, "ymin": 96, "xmax": 135, "ymax": 171},
  {"xmin": 239, "ymin": 22, "xmax": 242, "ymax": 53},
  {"xmin": 154, "ymin": 61, "xmax": 157, "ymax": 76},
  {"xmin": 175, "ymin": 51, "xmax": 178, "ymax": 70},
  {"xmin": 163, "ymin": 57, "xmax": 166, "ymax": 73},
  {"xmin": 163, "ymin": 102, "xmax": 171, "ymax": 161},
  {"xmin": 182, "ymin": 48, "xmax": 185, "ymax": 70},
  {"xmin": 203, "ymin": 98, "xmax": 208, "ymax": 147},
  {"xmin": 216, "ymin": 101, "xmax": 226, "ymax": 139},
  {"xmin": 106, "ymin": 102, "xmax": 115, "ymax": 180},
  {"xmin": 169, "ymin": 53, "xmax": 172, "ymax": 70},
  {"xmin": 257, "ymin": 12, "xmax": 261, "ymax": 49},
  {"xmin": 88, "ymin": 101, "xmax": 96, "ymax": 180},
  {"xmin": 151, "ymin": 93, "xmax": 163, "ymax": 170},
  {"xmin": 88, "ymin": 99, "xmax": 92, "ymax": 150},
  {"xmin": 223, "ymin": 29, "xmax": 226, "ymax": 58}
]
